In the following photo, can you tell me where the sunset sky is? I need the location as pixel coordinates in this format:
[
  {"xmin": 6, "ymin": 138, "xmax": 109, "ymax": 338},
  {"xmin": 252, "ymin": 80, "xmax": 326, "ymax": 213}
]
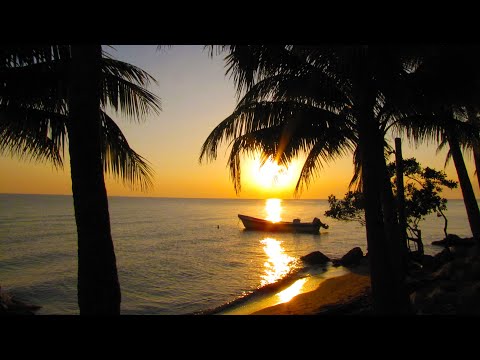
[{"xmin": 0, "ymin": 45, "xmax": 478, "ymax": 199}]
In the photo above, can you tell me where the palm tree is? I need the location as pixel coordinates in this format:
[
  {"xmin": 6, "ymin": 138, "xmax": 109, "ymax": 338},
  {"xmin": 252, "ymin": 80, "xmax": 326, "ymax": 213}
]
[
  {"xmin": 0, "ymin": 46, "xmax": 158, "ymax": 189},
  {"xmin": 465, "ymin": 106, "xmax": 480, "ymax": 191},
  {"xmin": 200, "ymin": 45, "xmax": 416, "ymax": 313},
  {"xmin": 0, "ymin": 45, "xmax": 161, "ymax": 314},
  {"xmin": 436, "ymin": 106, "xmax": 480, "ymax": 195},
  {"xmin": 398, "ymin": 44, "xmax": 480, "ymax": 242}
]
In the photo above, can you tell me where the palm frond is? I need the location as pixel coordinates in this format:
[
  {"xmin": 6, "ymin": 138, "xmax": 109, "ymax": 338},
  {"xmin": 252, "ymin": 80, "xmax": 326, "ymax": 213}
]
[
  {"xmin": 235, "ymin": 70, "xmax": 351, "ymax": 113},
  {"xmin": 199, "ymin": 100, "xmax": 350, "ymax": 164},
  {"xmin": 100, "ymin": 112, "xmax": 155, "ymax": 191},
  {"xmin": 203, "ymin": 44, "xmax": 440, "ymax": 198},
  {"xmin": 223, "ymin": 124, "xmax": 321, "ymax": 193},
  {"xmin": 349, "ymin": 146, "xmax": 363, "ymax": 191},
  {"xmin": 0, "ymin": 59, "xmax": 69, "ymax": 111},
  {"xmin": 223, "ymin": 127, "xmax": 289, "ymax": 193},
  {"xmin": 396, "ymin": 113, "xmax": 446, "ymax": 146},
  {"xmin": 294, "ymin": 127, "xmax": 356, "ymax": 195},
  {"xmin": 220, "ymin": 45, "xmax": 326, "ymax": 99},
  {"xmin": 217, "ymin": 116, "xmax": 356, "ymax": 195},
  {"xmin": 101, "ymin": 58, "xmax": 162, "ymax": 121},
  {"xmin": 0, "ymin": 45, "xmax": 70, "ymax": 68},
  {"xmin": 0, "ymin": 105, "xmax": 67, "ymax": 167},
  {"xmin": 0, "ymin": 46, "xmax": 158, "ymax": 193}
]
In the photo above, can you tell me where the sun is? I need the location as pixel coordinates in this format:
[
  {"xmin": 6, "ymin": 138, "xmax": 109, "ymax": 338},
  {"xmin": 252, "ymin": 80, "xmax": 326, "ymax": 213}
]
[
  {"xmin": 242, "ymin": 153, "xmax": 301, "ymax": 196},
  {"xmin": 250, "ymin": 156, "xmax": 297, "ymax": 190}
]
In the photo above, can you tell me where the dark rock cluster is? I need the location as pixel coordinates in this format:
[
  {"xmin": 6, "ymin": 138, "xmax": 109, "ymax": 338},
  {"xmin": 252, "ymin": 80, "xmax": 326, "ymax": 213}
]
[
  {"xmin": 300, "ymin": 246, "xmax": 366, "ymax": 268},
  {"xmin": 302, "ymin": 235, "xmax": 480, "ymax": 315},
  {"xmin": 408, "ymin": 237, "xmax": 480, "ymax": 315}
]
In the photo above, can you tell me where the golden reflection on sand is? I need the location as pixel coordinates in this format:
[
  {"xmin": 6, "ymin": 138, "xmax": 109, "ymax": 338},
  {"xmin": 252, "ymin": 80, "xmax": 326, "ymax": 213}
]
[
  {"xmin": 276, "ymin": 278, "xmax": 307, "ymax": 303},
  {"xmin": 260, "ymin": 237, "xmax": 296, "ymax": 286}
]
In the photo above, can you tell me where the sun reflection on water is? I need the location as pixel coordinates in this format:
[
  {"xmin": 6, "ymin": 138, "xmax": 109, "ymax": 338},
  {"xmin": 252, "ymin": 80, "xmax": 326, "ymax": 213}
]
[
  {"xmin": 260, "ymin": 237, "xmax": 297, "ymax": 287},
  {"xmin": 265, "ymin": 198, "xmax": 282, "ymax": 223}
]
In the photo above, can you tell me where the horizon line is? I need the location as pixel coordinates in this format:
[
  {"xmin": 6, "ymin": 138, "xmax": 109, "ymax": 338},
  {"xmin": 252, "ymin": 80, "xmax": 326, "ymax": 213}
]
[{"xmin": 0, "ymin": 192, "xmax": 472, "ymax": 201}]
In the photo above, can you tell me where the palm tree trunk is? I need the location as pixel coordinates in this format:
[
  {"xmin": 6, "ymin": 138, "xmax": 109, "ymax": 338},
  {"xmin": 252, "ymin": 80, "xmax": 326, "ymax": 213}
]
[
  {"xmin": 359, "ymin": 122, "xmax": 411, "ymax": 313},
  {"xmin": 395, "ymin": 138, "xmax": 408, "ymax": 252},
  {"xmin": 358, "ymin": 106, "xmax": 393, "ymax": 313},
  {"xmin": 446, "ymin": 130, "xmax": 480, "ymax": 241},
  {"xmin": 356, "ymin": 88, "xmax": 411, "ymax": 314},
  {"xmin": 473, "ymin": 148, "xmax": 480, "ymax": 191},
  {"xmin": 380, "ymin": 141, "xmax": 411, "ymax": 269},
  {"xmin": 67, "ymin": 45, "xmax": 121, "ymax": 314},
  {"xmin": 473, "ymin": 146, "xmax": 480, "ymax": 191},
  {"xmin": 378, "ymin": 142, "xmax": 412, "ymax": 312},
  {"xmin": 355, "ymin": 47, "xmax": 411, "ymax": 314},
  {"xmin": 466, "ymin": 107, "xmax": 480, "ymax": 190}
]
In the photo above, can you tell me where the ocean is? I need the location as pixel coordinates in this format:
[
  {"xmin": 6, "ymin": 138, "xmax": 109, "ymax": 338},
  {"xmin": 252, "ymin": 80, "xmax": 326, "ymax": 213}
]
[{"xmin": 0, "ymin": 194, "xmax": 474, "ymax": 315}]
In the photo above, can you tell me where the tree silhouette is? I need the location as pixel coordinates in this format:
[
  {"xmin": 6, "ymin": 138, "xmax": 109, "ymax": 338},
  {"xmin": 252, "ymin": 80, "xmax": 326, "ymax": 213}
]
[
  {"xmin": 200, "ymin": 45, "xmax": 422, "ymax": 313},
  {"xmin": 0, "ymin": 45, "xmax": 161, "ymax": 314},
  {"xmin": 398, "ymin": 44, "xmax": 480, "ymax": 242}
]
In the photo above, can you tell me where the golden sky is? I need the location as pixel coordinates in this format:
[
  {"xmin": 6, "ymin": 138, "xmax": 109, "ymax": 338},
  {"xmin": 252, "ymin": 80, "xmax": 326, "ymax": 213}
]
[{"xmin": 0, "ymin": 45, "xmax": 478, "ymax": 199}]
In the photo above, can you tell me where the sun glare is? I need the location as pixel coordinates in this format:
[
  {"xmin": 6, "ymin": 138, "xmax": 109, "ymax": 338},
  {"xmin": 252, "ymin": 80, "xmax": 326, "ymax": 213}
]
[
  {"xmin": 265, "ymin": 198, "xmax": 282, "ymax": 222},
  {"xmin": 260, "ymin": 238, "xmax": 297, "ymax": 286},
  {"xmin": 249, "ymin": 156, "xmax": 297, "ymax": 191}
]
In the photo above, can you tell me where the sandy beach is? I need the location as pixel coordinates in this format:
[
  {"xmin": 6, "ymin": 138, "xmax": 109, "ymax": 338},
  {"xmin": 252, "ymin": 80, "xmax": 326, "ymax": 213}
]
[
  {"xmin": 238, "ymin": 238, "xmax": 480, "ymax": 316},
  {"xmin": 252, "ymin": 271, "xmax": 371, "ymax": 315},
  {"xmin": 212, "ymin": 262, "xmax": 372, "ymax": 316}
]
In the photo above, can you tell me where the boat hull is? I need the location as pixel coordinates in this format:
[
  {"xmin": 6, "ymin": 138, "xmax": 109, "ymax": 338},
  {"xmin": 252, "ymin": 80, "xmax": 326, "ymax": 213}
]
[{"xmin": 238, "ymin": 214, "xmax": 321, "ymax": 234}]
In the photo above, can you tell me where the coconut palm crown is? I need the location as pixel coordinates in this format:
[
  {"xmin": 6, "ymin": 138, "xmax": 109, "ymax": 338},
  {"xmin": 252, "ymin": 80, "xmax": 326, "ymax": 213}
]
[
  {"xmin": 200, "ymin": 45, "xmax": 424, "ymax": 314},
  {"xmin": 0, "ymin": 45, "xmax": 161, "ymax": 191}
]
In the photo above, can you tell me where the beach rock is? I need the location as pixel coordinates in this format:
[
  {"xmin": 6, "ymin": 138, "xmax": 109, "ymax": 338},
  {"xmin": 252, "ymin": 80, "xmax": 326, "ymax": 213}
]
[
  {"xmin": 432, "ymin": 234, "xmax": 475, "ymax": 248},
  {"xmin": 432, "ymin": 234, "xmax": 459, "ymax": 247},
  {"xmin": 420, "ymin": 255, "xmax": 435, "ymax": 271},
  {"xmin": 450, "ymin": 244, "xmax": 472, "ymax": 258},
  {"xmin": 301, "ymin": 251, "xmax": 330, "ymax": 265},
  {"xmin": 433, "ymin": 247, "xmax": 454, "ymax": 268},
  {"xmin": 405, "ymin": 275, "xmax": 432, "ymax": 294},
  {"xmin": 406, "ymin": 236, "xmax": 480, "ymax": 315},
  {"xmin": 457, "ymin": 283, "xmax": 480, "ymax": 315},
  {"xmin": 407, "ymin": 261, "xmax": 424, "ymax": 278},
  {"xmin": 469, "ymin": 260, "xmax": 480, "ymax": 280},
  {"xmin": 411, "ymin": 280, "xmax": 460, "ymax": 315},
  {"xmin": 438, "ymin": 280, "xmax": 457, "ymax": 292},
  {"xmin": 410, "ymin": 250, "xmax": 424, "ymax": 263},
  {"xmin": 339, "ymin": 247, "xmax": 364, "ymax": 267},
  {"xmin": 431, "ymin": 261, "xmax": 454, "ymax": 281}
]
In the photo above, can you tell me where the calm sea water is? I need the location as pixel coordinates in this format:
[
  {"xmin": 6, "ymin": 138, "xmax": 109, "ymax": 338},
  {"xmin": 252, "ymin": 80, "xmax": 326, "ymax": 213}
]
[{"xmin": 0, "ymin": 194, "xmax": 474, "ymax": 315}]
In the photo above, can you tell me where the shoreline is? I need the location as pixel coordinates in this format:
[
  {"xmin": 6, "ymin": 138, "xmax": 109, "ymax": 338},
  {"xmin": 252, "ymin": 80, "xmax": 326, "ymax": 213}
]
[
  {"xmin": 227, "ymin": 236, "xmax": 480, "ymax": 316},
  {"xmin": 252, "ymin": 270, "xmax": 371, "ymax": 315},
  {"xmin": 198, "ymin": 262, "xmax": 365, "ymax": 315},
  {"xmin": 3, "ymin": 235, "xmax": 478, "ymax": 316}
]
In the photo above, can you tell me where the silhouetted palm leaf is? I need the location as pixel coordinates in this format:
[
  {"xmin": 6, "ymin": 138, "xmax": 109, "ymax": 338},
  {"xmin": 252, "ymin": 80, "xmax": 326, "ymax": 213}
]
[
  {"xmin": 101, "ymin": 58, "xmax": 161, "ymax": 120},
  {"xmin": 101, "ymin": 112, "xmax": 154, "ymax": 191},
  {"xmin": 0, "ymin": 106, "xmax": 65, "ymax": 167},
  {"xmin": 201, "ymin": 45, "xmax": 415, "ymax": 195},
  {"xmin": 394, "ymin": 44, "xmax": 480, "ymax": 240},
  {"xmin": 0, "ymin": 46, "xmax": 161, "ymax": 191},
  {"xmin": 204, "ymin": 44, "xmax": 428, "ymax": 314}
]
